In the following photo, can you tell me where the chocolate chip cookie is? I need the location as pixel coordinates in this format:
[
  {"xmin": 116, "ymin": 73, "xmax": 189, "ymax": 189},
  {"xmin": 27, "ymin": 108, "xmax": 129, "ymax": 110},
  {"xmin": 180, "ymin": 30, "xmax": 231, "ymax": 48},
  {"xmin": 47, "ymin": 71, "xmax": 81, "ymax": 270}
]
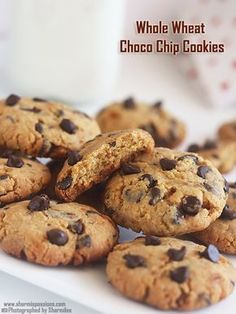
[
  {"xmin": 96, "ymin": 97, "xmax": 186, "ymax": 148},
  {"xmin": 106, "ymin": 237, "xmax": 236, "ymax": 311},
  {"xmin": 0, "ymin": 156, "xmax": 51, "ymax": 205},
  {"xmin": 194, "ymin": 183, "xmax": 236, "ymax": 254},
  {"xmin": 56, "ymin": 129, "xmax": 155, "ymax": 201},
  {"xmin": 104, "ymin": 148, "xmax": 228, "ymax": 236},
  {"xmin": 218, "ymin": 119, "xmax": 236, "ymax": 142},
  {"xmin": 187, "ymin": 140, "xmax": 236, "ymax": 173},
  {"xmin": 0, "ymin": 95, "xmax": 100, "ymax": 158},
  {"xmin": 0, "ymin": 195, "xmax": 118, "ymax": 266}
]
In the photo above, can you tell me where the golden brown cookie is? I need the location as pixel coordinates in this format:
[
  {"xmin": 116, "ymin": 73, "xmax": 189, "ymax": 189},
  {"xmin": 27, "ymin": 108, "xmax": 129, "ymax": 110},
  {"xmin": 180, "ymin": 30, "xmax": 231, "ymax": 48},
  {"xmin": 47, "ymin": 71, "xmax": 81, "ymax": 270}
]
[
  {"xmin": 107, "ymin": 237, "xmax": 236, "ymax": 311},
  {"xmin": 0, "ymin": 195, "xmax": 118, "ymax": 266},
  {"xmin": 56, "ymin": 129, "xmax": 154, "ymax": 202},
  {"xmin": 218, "ymin": 120, "xmax": 236, "ymax": 142},
  {"xmin": 0, "ymin": 95, "xmax": 100, "ymax": 158},
  {"xmin": 104, "ymin": 148, "xmax": 228, "ymax": 236},
  {"xmin": 187, "ymin": 139, "xmax": 236, "ymax": 173},
  {"xmin": 0, "ymin": 156, "xmax": 50, "ymax": 205},
  {"xmin": 96, "ymin": 98, "xmax": 186, "ymax": 148},
  {"xmin": 194, "ymin": 183, "xmax": 236, "ymax": 254}
]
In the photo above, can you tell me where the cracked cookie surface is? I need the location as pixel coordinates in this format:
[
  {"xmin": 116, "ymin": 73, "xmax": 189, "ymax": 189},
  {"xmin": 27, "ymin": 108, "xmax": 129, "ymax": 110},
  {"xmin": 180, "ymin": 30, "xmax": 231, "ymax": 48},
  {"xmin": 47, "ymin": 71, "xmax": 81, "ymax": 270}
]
[
  {"xmin": 106, "ymin": 237, "xmax": 236, "ymax": 311},
  {"xmin": 96, "ymin": 98, "xmax": 186, "ymax": 148},
  {"xmin": 0, "ymin": 157, "xmax": 51, "ymax": 205},
  {"xmin": 0, "ymin": 195, "xmax": 118, "ymax": 266},
  {"xmin": 56, "ymin": 129, "xmax": 154, "ymax": 201},
  {"xmin": 187, "ymin": 139, "xmax": 236, "ymax": 174},
  {"xmin": 0, "ymin": 95, "xmax": 100, "ymax": 158},
  {"xmin": 194, "ymin": 183, "xmax": 236, "ymax": 254},
  {"xmin": 104, "ymin": 148, "xmax": 227, "ymax": 236}
]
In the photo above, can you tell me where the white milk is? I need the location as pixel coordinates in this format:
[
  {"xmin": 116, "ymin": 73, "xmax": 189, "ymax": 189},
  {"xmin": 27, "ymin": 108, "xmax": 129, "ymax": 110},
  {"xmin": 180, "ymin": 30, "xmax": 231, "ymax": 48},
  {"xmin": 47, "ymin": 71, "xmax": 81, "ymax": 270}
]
[{"xmin": 6, "ymin": 0, "xmax": 124, "ymax": 105}]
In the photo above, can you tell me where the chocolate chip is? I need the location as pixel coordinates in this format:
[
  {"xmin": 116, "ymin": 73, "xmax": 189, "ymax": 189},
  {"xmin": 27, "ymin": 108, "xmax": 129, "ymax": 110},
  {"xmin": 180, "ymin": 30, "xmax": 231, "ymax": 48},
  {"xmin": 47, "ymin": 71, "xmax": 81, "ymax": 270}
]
[
  {"xmin": 179, "ymin": 196, "xmax": 201, "ymax": 216},
  {"xmin": 220, "ymin": 205, "xmax": 236, "ymax": 220},
  {"xmin": 204, "ymin": 183, "xmax": 213, "ymax": 192},
  {"xmin": 0, "ymin": 174, "xmax": 9, "ymax": 180},
  {"xmin": 167, "ymin": 246, "xmax": 186, "ymax": 261},
  {"xmin": 160, "ymin": 158, "xmax": 177, "ymax": 171},
  {"xmin": 125, "ymin": 189, "xmax": 145, "ymax": 203},
  {"xmin": 177, "ymin": 154, "xmax": 199, "ymax": 164},
  {"xmin": 20, "ymin": 250, "xmax": 27, "ymax": 260},
  {"xmin": 140, "ymin": 174, "xmax": 157, "ymax": 188},
  {"xmin": 68, "ymin": 220, "xmax": 84, "ymax": 234},
  {"xmin": 57, "ymin": 176, "xmax": 73, "ymax": 190},
  {"xmin": 47, "ymin": 229, "xmax": 68, "ymax": 246},
  {"xmin": 139, "ymin": 123, "xmax": 159, "ymax": 146},
  {"xmin": 187, "ymin": 144, "xmax": 200, "ymax": 152},
  {"xmin": 121, "ymin": 163, "xmax": 141, "ymax": 175},
  {"xmin": 6, "ymin": 94, "xmax": 20, "ymax": 106},
  {"xmin": 67, "ymin": 151, "xmax": 82, "ymax": 166},
  {"xmin": 27, "ymin": 194, "xmax": 50, "ymax": 211},
  {"xmin": 203, "ymin": 140, "xmax": 217, "ymax": 150},
  {"xmin": 33, "ymin": 97, "xmax": 47, "ymax": 102},
  {"xmin": 201, "ymin": 244, "xmax": 220, "ymax": 263},
  {"xmin": 224, "ymin": 179, "xmax": 229, "ymax": 193},
  {"xmin": 123, "ymin": 97, "xmax": 136, "ymax": 109},
  {"xmin": 6, "ymin": 156, "xmax": 24, "ymax": 168},
  {"xmin": 152, "ymin": 101, "xmax": 162, "ymax": 109},
  {"xmin": 170, "ymin": 266, "xmax": 189, "ymax": 283},
  {"xmin": 109, "ymin": 141, "xmax": 116, "ymax": 147},
  {"xmin": 35, "ymin": 122, "xmax": 43, "ymax": 133},
  {"xmin": 145, "ymin": 236, "xmax": 161, "ymax": 246},
  {"xmin": 123, "ymin": 254, "xmax": 146, "ymax": 268},
  {"xmin": 197, "ymin": 166, "xmax": 210, "ymax": 179},
  {"xmin": 59, "ymin": 119, "xmax": 78, "ymax": 134},
  {"xmin": 76, "ymin": 235, "xmax": 91, "ymax": 249},
  {"xmin": 149, "ymin": 187, "xmax": 161, "ymax": 205},
  {"xmin": 21, "ymin": 107, "xmax": 41, "ymax": 113}
]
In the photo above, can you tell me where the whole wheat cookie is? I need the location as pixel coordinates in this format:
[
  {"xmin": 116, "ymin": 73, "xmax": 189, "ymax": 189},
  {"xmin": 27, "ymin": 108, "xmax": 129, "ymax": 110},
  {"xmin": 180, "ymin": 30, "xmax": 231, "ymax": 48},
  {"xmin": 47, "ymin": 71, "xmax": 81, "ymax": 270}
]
[
  {"xmin": 0, "ymin": 95, "xmax": 100, "ymax": 158},
  {"xmin": 107, "ymin": 237, "xmax": 236, "ymax": 311},
  {"xmin": 0, "ymin": 195, "xmax": 118, "ymax": 266},
  {"xmin": 194, "ymin": 183, "xmax": 236, "ymax": 254},
  {"xmin": 0, "ymin": 156, "xmax": 51, "ymax": 205},
  {"xmin": 56, "ymin": 129, "xmax": 154, "ymax": 202},
  {"xmin": 96, "ymin": 98, "xmax": 186, "ymax": 148},
  {"xmin": 218, "ymin": 119, "xmax": 236, "ymax": 142},
  {"xmin": 104, "ymin": 148, "xmax": 228, "ymax": 236},
  {"xmin": 187, "ymin": 139, "xmax": 236, "ymax": 174}
]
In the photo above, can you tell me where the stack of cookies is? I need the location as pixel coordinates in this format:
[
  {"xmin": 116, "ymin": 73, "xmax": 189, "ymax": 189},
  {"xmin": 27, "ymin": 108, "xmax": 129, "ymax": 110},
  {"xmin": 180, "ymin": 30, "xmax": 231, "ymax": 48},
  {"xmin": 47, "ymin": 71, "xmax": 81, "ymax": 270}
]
[{"xmin": 0, "ymin": 95, "xmax": 235, "ymax": 312}]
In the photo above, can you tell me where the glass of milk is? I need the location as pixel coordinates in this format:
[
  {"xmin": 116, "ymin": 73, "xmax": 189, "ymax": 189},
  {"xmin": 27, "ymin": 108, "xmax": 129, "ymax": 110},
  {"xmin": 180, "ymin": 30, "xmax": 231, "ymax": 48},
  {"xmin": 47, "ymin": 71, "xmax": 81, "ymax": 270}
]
[{"xmin": 5, "ymin": 0, "xmax": 125, "ymax": 105}]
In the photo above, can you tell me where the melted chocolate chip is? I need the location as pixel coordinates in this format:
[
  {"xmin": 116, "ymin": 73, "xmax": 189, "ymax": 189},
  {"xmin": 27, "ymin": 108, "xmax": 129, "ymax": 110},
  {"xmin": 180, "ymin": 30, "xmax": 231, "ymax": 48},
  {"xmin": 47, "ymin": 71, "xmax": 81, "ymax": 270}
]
[
  {"xmin": 27, "ymin": 194, "xmax": 50, "ymax": 211},
  {"xmin": 145, "ymin": 236, "xmax": 161, "ymax": 246},
  {"xmin": 47, "ymin": 229, "xmax": 68, "ymax": 246},
  {"xmin": 197, "ymin": 166, "xmax": 210, "ymax": 179},
  {"xmin": 201, "ymin": 244, "xmax": 220, "ymax": 263},
  {"xmin": 59, "ymin": 119, "xmax": 78, "ymax": 134},
  {"xmin": 6, "ymin": 94, "xmax": 20, "ymax": 106},
  {"xmin": 140, "ymin": 174, "xmax": 157, "ymax": 188},
  {"xmin": 57, "ymin": 176, "xmax": 73, "ymax": 190},
  {"xmin": 187, "ymin": 144, "xmax": 200, "ymax": 152},
  {"xmin": 6, "ymin": 156, "xmax": 24, "ymax": 168},
  {"xmin": 160, "ymin": 158, "xmax": 177, "ymax": 171},
  {"xmin": 167, "ymin": 246, "xmax": 186, "ymax": 261},
  {"xmin": 67, "ymin": 151, "xmax": 82, "ymax": 166},
  {"xmin": 0, "ymin": 174, "xmax": 9, "ymax": 180},
  {"xmin": 76, "ymin": 235, "xmax": 91, "ymax": 249},
  {"xmin": 21, "ymin": 107, "xmax": 41, "ymax": 113},
  {"xmin": 35, "ymin": 122, "xmax": 43, "ymax": 133},
  {"xmin": 220, "ymin": 205, "xmax": 236, "ymax": 220},
  {"xmin": 68, "ymin": 220, "xmax": 84, "ymax": 234},
  {"xmin": 33, "ymin": 97, "xmax": 47, "ymax": 102},
  {"xmin": 179, "ymin": 196, "xmax": 201, "ymax": 216},
  {"xmin": 123, "ymin": 254, "xmax": 146, "ymax": 268},
  {"xmin": 149, "ymin": 187, "xmax": 161, "ymax": 205},
  {"xmin": 121, "ymin": 163, "xmax": 141, "ymax": 175},
  {"xmin": 170, "ymin": 266, "xmax": 189, "ymax": 283},
  {"xmin": 123, "ymin": 97, "xmax": 136, "ymax": 109}
]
